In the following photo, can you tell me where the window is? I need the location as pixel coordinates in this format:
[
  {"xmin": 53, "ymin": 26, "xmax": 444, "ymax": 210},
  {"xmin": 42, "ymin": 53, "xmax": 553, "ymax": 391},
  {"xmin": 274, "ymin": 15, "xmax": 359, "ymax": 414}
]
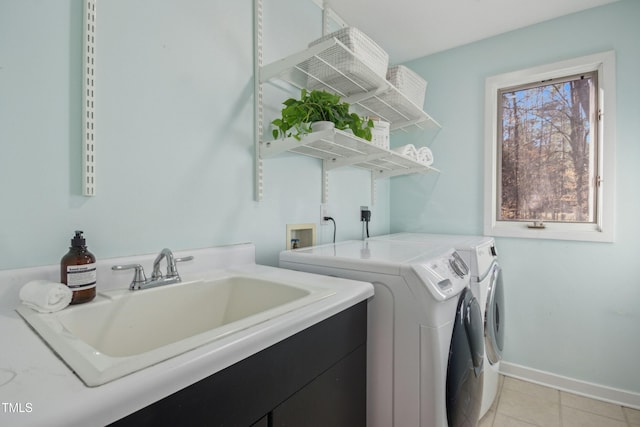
[
  {"xmin": 484, "ymin": 51, "xmax": 616, "ymax": 242},
  {"xmin": 499, "ymin": 72, "xmax": 598, "ymax": 223}
]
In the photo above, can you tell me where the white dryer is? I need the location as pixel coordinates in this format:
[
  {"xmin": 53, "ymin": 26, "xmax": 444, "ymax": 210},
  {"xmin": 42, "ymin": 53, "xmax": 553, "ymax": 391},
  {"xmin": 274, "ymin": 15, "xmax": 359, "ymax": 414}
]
[
  {"xmin": 280, "ymin": 240, "xmax": 484, "ymax": 427},
  {"xmin": 370, "ymin": 233, "xmax": 505, "ymax": 417}
]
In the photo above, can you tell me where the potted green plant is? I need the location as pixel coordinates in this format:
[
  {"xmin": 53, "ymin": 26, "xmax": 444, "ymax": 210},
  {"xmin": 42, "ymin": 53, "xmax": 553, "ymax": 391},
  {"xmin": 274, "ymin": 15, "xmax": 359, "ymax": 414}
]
[{"xmin": 271, "ymin": 89, "xmax": 374, "ymax": 141}]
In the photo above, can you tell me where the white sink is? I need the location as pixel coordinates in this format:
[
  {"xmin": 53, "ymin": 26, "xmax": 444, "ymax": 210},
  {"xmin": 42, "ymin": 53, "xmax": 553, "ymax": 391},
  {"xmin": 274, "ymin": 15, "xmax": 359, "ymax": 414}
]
[{"xmin": 17, "ymin": 275, "xmax": 334, "ymax": 386}]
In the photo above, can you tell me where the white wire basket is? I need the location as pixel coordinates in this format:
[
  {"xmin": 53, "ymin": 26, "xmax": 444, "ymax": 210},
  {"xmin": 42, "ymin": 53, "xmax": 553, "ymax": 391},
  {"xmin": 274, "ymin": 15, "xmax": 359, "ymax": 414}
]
[
  {"xmin": 387, "ymin": 65, "xmax": 427, "ymax": 108},
  {"xmin": 307, "ymin": 27, "xmax": 389, "ymax": 95}
]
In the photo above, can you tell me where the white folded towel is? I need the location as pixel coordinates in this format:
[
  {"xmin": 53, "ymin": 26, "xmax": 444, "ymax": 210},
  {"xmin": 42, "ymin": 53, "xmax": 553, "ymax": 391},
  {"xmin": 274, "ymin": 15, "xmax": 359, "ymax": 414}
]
[
  {"xmin": 392, "ymin": 144, "xmax": 417, "ymax": 159},
  {"xmin": 19, "ymin": 280, "xmax": 72, "ymax": 313},
  {"xmin": 417, "ymin": 146, "xmax": 434, "ymax": 166}
]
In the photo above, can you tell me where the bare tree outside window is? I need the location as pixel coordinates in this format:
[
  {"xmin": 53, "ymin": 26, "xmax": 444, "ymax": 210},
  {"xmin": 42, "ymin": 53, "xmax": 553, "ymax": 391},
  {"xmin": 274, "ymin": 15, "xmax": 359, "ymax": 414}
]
[
  {"xmin": 497, "ymin": 72, "xmax": 598, "ymax": 223},
  {"xmin": 485, "ymin": 51, "xmax": 615, "ymax": 242}
]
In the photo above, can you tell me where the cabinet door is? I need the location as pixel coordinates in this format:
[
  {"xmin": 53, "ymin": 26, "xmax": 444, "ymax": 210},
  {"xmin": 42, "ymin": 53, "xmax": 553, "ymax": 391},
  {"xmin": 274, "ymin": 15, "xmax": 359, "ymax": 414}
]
[
  {"xmin": 250, "ymin": 414, "xmax": 269, "ymax": 427},
  {"xmin": 272, "ymin": 345, "xmax": 366, "ymax": 427},
  {"xmin": 110, "ymin": 303, "xmax": 367, "ymax": 427}
]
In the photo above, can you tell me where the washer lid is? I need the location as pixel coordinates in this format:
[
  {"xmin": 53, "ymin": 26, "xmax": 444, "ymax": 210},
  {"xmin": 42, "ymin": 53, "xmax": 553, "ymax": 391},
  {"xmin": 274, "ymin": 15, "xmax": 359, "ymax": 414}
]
[
  {"xmin": 370, "ymin": 233, "xmax": 497, "ymax": 278},
  {"xmin": 280, "ymin": 240, "xmax": 455, "ymax": 276}
]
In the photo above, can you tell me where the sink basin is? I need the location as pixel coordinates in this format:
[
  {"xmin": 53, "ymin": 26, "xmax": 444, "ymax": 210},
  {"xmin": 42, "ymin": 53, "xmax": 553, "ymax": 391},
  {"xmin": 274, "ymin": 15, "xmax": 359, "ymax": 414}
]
[
  {"xmin": 57, "ymin": 276, "xmax": 313, "ymax": 357},
  {"xmin": 17, "ymin": 275, "xmax": 334, "ymax": 386}
]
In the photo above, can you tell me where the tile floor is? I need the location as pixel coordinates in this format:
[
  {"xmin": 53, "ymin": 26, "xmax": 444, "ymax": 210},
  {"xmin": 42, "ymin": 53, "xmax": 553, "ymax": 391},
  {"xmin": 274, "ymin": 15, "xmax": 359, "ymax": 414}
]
[{"xmin": 480, "ymin": 376, "xmax": 640, "ymax": 427}]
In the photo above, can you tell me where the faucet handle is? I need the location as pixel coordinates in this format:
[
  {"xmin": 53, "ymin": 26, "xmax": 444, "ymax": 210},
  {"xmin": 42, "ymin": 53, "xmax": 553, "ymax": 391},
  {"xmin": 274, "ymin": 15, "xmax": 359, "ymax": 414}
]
[
  {"xmin": 112, "ymin": 264, "xmax": 147, "ymax": 290},
  {"xmin": 167, "ymin": 255, "xmax": 194, "ymax": 278}
]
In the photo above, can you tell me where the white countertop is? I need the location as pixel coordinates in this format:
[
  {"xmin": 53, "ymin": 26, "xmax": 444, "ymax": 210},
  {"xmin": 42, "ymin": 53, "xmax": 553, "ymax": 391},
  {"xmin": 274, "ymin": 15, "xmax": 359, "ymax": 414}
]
[{"xmin": 0, "ymin": 244, "xmax": 373, "ymax": 427}]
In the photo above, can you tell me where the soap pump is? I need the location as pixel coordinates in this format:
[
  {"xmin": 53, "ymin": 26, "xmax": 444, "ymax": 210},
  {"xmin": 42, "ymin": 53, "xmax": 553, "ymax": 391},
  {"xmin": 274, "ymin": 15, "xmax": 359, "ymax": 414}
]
[{"xmin": 60, "ymin": 230, "xmax": 96, "ymax": 304}]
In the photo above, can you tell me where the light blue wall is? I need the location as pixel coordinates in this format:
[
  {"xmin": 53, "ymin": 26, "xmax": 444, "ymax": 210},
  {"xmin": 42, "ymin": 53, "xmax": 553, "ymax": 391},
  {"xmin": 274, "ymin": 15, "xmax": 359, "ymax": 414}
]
[
  {"xmin": 392, "ymin": 1, "xmax": 640, "ymax": 393},
  {"xmin": 0, "ymin": 0, "xmax": 389, "ymax": 271}
]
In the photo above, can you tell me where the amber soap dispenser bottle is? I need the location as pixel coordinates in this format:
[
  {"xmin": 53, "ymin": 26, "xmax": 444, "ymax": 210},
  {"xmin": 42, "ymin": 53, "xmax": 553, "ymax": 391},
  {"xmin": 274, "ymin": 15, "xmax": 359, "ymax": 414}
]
[{"xmin": 60, "ymin": 230, "xmax": 96, "ymax": 304}]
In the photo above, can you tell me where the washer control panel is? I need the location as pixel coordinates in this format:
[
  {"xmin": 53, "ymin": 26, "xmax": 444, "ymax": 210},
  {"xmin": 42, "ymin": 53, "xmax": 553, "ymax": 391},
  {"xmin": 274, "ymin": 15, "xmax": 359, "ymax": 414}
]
[
  {"xmin": 449, "ymin": 251, "xmax": 470, "ymax": 277},
  {"xmin": 411, "ymin": 249, "xmax": 470, "ymax": 301}
]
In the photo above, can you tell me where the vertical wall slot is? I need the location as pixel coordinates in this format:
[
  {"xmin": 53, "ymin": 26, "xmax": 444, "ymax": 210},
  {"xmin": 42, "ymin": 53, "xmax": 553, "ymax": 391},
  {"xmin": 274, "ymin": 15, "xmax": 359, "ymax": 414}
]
[
  {"xmin": 82, "ymin": 0, "xmax": 97, "ymax": 196},
  {"xmin": 253, "ymin": 0, "xmax": 267, "ymax": 202}
]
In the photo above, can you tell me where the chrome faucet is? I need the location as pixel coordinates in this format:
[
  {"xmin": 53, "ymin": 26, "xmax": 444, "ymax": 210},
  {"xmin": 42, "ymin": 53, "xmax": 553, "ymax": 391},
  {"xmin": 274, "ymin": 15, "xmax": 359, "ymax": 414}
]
[
  {"xmin": 152, "ymin": 248, "xmax": 181, "ymax": 281},
  {"xmin": 112, "ymin": 248, "xmax": 194, "ymax": 290}
]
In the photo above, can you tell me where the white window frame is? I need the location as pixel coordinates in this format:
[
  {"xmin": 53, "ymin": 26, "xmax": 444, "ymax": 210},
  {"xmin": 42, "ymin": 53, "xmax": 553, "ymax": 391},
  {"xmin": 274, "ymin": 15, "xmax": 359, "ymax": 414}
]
[{"xmin": 483, "ymin": 51, "xmax": 616, "ymax": 242}]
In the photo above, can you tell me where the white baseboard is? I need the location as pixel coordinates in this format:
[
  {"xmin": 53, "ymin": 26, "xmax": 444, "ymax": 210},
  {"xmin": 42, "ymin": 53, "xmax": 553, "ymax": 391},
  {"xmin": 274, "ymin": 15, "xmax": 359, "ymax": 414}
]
[{"xmin": 499, "ymin": 361, "xmax": 640, "ymax": 410}]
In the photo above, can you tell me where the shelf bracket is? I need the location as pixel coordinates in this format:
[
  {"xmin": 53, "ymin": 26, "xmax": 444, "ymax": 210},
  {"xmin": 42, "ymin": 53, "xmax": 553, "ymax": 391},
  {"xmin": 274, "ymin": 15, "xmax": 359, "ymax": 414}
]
[
  {"xmin": 321, "ymin": 3, "xmax": 348, "ymax": 35},
  {"xmin": 324, "ymin": 151, "xmax": 390, "ymax": 171},
  {"xmin": 374, "ymin": 165, "xmax": 440, "ymax": 179}
]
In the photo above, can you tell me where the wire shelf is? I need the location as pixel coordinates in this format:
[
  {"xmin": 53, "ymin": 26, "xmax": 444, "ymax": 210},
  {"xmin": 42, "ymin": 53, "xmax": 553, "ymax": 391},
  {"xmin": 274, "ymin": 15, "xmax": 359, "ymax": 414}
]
[
  {"xmin": 260, "ymin": 38, "xmax": 440, "ymax": 131},
  {"xmin": 260, "ymin": 129, "xmax": 438, "ymax": 179}
]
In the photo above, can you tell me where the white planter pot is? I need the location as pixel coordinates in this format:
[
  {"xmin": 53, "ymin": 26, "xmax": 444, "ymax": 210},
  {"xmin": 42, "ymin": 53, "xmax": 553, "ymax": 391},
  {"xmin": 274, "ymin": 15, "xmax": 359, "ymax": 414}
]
[{"xmin": 310, "ymin": 121, "xmax": 335, "ymax": 132}]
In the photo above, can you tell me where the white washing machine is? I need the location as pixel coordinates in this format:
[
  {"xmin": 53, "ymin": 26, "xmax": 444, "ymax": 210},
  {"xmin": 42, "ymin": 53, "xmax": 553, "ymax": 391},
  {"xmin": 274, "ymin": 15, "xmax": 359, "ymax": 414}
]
[
  {"xmin": 280, "ymin": 240, "xmax": 484, "ymax": 427},
  {"xmin": 370, "ymin": 233, "xmax": 505, "ymax": 417}
]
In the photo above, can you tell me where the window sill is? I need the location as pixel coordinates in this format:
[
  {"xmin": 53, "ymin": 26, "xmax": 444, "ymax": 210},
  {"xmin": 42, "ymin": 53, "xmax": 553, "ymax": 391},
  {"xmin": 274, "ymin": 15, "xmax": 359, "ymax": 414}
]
[{"xmin": 485, "ymin": 221, "xmax": 614, "ymax": 243}]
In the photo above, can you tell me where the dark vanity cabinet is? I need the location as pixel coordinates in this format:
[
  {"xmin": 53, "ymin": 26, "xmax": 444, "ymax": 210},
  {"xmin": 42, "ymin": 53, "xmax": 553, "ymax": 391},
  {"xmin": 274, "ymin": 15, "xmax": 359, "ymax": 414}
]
[{"xmin": 111, "ymin": 301, "xmax": 367, "ymax": 427}]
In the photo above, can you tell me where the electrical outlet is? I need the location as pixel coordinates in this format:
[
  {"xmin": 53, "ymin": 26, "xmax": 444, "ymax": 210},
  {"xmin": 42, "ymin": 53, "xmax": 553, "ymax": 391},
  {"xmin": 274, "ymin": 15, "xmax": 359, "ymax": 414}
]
[
  {"xmin": 320, "ymin": 204, "xmax": 329, "ymax": 224},
  {"xmin": 360, "ymin": 205, "xmax": 369, "ymax": 221}
]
